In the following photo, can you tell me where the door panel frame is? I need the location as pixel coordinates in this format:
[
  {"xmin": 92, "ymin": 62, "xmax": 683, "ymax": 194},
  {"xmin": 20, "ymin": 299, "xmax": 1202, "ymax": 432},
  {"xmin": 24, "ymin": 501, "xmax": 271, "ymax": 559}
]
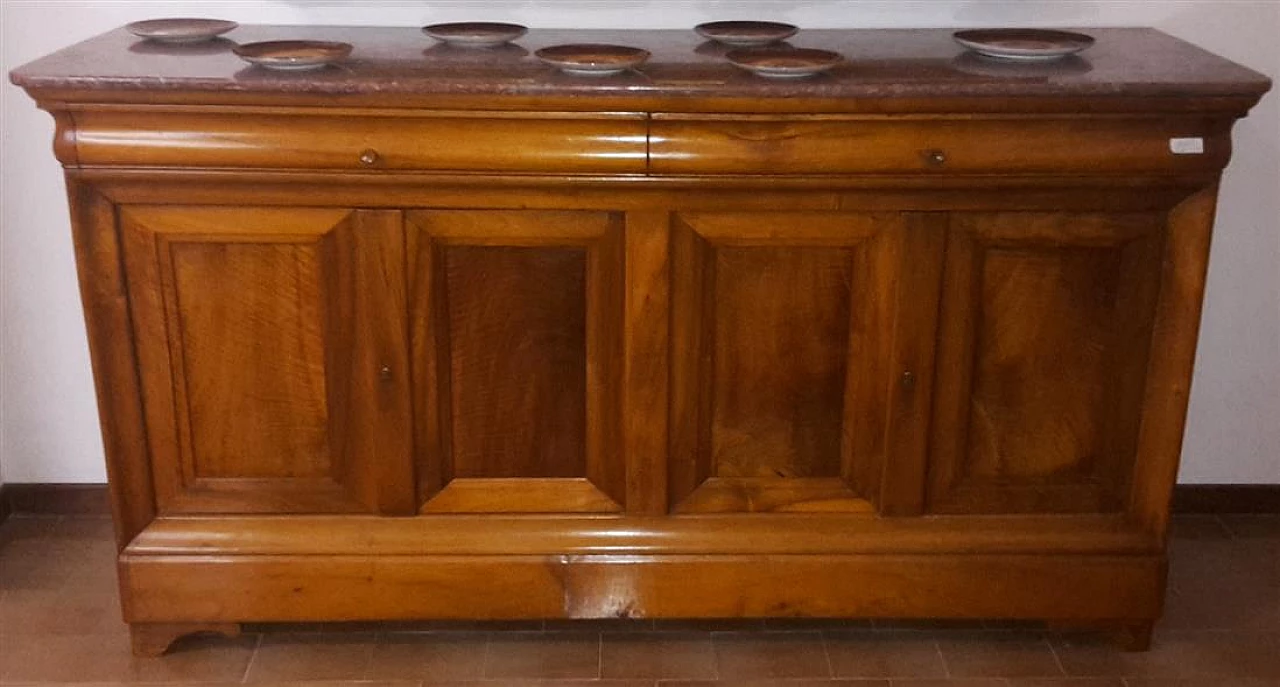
[
  {"xmin": 119, "ymin": 206, "xmax": 414, "ymax": 515},
  {"xmin": 406, "ymin": 209, "xmax": 626, "ymax": 514}
]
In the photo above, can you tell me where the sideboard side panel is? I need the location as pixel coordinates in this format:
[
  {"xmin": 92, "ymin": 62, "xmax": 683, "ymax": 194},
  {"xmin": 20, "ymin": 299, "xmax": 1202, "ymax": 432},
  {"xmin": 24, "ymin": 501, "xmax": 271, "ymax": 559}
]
[
  {"xmin": 1129, "ymin": 185, "xmax": 1221, "ymax": 542},
  {"xmin": 65, "ymin": 178, "xmax": 156, "ymax": 547}
]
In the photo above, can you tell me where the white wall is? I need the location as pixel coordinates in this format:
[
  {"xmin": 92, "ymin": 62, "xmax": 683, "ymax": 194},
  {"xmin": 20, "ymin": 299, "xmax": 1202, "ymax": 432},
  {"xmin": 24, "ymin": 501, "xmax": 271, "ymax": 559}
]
[{"xmin": 1, "ymin": 1, "xmax": 1276, "ymax": 484}]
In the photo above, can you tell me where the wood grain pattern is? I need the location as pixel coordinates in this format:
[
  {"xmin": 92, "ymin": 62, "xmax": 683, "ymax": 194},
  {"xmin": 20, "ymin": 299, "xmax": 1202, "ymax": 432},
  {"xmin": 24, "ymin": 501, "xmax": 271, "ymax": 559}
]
[
  {"xmin": 15, "ymin": 27, "xmax": 1266, "ymax": 653},
  {"xmin": 711, "ymin": 245, "xmax": 852, "ymax": 480},
  {"xmin": 650, "ymin": 115, "xmax": 1231, "ymax": 176},
  {"xmin": 119, "ymin": 206, "xmax": 413, "ymax": 514},
  {"xmin": 119, "ymin": 552, "xmax": 1165, "ymax": 622},
  {"xmin": 928, "ymin": 213, "xmax": 1164, "ymax": 514},
  {"xmin": 129, "ymin": 512, "xmax": 1160, "ymax": 557},
  {"xmin": 622, "ymin": 212, "xmax": 671, "ymax": 514},
  {"xmin": 64, "ymin": 181, "xmax": 155, "ymax": 548},
  {"xmin": 407, "ymin": 210, "xmax": 624, "ymax": 513},
  {"xmin": 1129, "ymin": 186, "xmax": 1220, "ymax": 542},
  {"xmin": 169, "ymin": 241, "xmax": 331, "ymax": 479},
  {"xmin": 875, "ymin": 213, "xmax": 947, "ymax": 515},
  {"xmin": 445, "ymin": 245, "xmax": 588, "ymax": 479},
  {"xmin": 71, "ymin": 109, "xmax": 648, "ymax": 173},
  {"xmin": 669, "ymin": 212, "xmax": 918, "ymax": 513}
]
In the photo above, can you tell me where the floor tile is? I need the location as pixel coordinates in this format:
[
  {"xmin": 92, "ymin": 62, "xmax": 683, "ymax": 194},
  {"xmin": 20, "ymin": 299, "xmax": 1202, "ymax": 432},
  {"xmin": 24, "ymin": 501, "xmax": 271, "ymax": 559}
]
[
  {"xmin": 243, "ymin": 620, "xmax": 389, "ymax": 634},
  {"xmin": 1004, "ymin": 679, "xmax": 1126, "ymax": 686},
  {"xmin": 367, "ymin": 631, "xmax": 488, "ymax": 681},
  {"xmin": 874, "ymin": 618, "xmax": 991, "ymax": 631},
  {"xmin": 885, "ymin": 675, "xmax": 1003, "ymax": 680},
  {"xmin": 1221, "ymin": 515, "xmax": 1280, "ymax": 539},
  {"xmin": 655, "ymin": 675, "xmax": 885, "ymax": 680},
  {"xmin": 244, "ymin": 632, "xmax": 376, "ymax": 682},
  {"xmin": 712, "ymin": 630, "xmax": 831, "ymax": 679},
  {"xmin": 240, "ymin": 682, "xmax": 419, "ymax": 687},
  {"xmin": 1168, "ymin": 515, "xmax": 1233, "ymax": 540},
  {"xmin": 544, "ymin": 618, "xmax": 652, "ymax": 632},
  {"xmin": 1121, "ymin": 679, "xmax": 1280, "ymax": 687},
  {"xmin": 0, "ymin": 631, "xmax": 257, "ymax": 683},
  {"xmin": 127, "ymin": 633, "xmax": 260, "ymax": 682},
  {"xmin": 1, "ymin": 632, "xmax": 137, "ymax": 683},
  {"xmin": 601, "ymin": 631, "xmax": 716, "ymax": 679},
  {"xmin": 424, "ymin": 675, "xmax": 655, "ymax": 680},
  {"xmin": 824, "ymin": 630, "xmax": 946, "ymax": 679},
  {"xmin": 1050, "ymin": 630, "xmax": 1280, "ymax": 679},
  {"xmin": 651, "ymin": 618, "xmax": 768, "ymax": 632},
  {"xmin": 0, "ymin": 586, "xmax": 126, "ymax": 635},
  {"xmin": 937, "ymin": 630, "xmax": 1064, "ymax": 678},
  {"xmin": 762, "ymin": 618, "xmax": 876, "ymax": 631},
  {"xmin": 484, "ymin": 631, "xmax": 600, "ymax": 679}
]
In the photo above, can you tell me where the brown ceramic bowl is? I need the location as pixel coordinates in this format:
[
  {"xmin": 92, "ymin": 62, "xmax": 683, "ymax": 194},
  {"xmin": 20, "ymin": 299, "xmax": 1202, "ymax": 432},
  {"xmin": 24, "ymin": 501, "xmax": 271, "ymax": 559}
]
[
  {"xmin": 126, "ymin": 18, "xmax": 238, "ymax": 43},
  {"xmin": 233, "ymin": 40, "xmax": 353, "ymax": 71},
  {"xmin": 534, "ymin": 43, "xmax": 650, "ymax": 76},
  {"xmin": 952, "ymin": 28, "xmax": 1095, "ymax": 61},
  {"xmin": 725, "ymin": 47, "xmax": 842, "ymax": 78},
  {"xmin": 694, "ymin": 21, "xmax": 798, "ymax": 47},
  {"xmin": 422, "ymin": 22, "xmax": 528, "ymax": 47}
]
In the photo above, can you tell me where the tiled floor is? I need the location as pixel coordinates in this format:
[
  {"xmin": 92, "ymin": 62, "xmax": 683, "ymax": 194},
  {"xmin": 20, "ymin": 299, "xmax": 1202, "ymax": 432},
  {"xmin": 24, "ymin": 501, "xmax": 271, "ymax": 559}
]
[{"xmin": 0, "ymin": 513, "xmax": 1276, "ymax": 686}]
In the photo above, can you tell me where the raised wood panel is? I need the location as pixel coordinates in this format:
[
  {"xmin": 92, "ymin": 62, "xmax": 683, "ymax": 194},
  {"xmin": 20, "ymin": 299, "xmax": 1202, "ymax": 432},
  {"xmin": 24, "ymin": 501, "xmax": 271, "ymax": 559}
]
[
  {"xmin": 170, "ymin": 242, "xmax": 331, "ymax": 479},
  {"xmin": 669, "ymin": 211, "xmax": 933, "ymax": 513},
  {"xmin": 712, "ymin": 246, "xmax": 852, "ymax": 480},
  {"xmin": 119, "ymin": 206, "xmax": 414, "ymax": 515},
  {"xmin": 407, "ymin": 210, "xmax": 625, "ymax": 513},
  {"xmin": 928, "ymin": 213, "xmax": 1164, "ymax": 514},
  {"xmin": 444, "ymin": 246, "xmax": 588, "ymax": 479}
]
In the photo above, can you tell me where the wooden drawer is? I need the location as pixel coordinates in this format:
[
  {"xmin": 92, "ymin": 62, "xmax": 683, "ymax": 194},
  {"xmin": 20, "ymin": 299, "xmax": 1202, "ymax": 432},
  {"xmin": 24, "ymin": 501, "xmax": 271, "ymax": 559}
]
[
  {"xmin": 650, "ymin": 114, "xmax": 1231, "ymax": 176},
  {"xmin": 71, "ymin": 109, "xmax": 648, "ymax": 174}
]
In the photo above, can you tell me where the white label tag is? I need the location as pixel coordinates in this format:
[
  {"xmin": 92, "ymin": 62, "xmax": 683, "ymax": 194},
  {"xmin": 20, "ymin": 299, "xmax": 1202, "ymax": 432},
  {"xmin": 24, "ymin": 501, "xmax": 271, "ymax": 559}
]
[{"xmin": 1170, "ymin": 137, "xmax": 1205, "ymax": 155}]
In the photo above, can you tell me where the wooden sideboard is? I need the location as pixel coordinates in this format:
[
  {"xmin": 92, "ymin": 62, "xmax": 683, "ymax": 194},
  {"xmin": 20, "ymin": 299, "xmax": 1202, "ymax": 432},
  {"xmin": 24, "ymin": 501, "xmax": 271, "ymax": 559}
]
[{"xmin": 11, "ymin": 26, "xmax": 1270, "ymax": 656}]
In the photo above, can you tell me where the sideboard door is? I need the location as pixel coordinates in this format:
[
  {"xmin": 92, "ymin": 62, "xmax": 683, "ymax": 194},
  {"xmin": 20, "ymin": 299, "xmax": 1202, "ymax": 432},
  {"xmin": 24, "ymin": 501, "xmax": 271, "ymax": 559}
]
[
  {"xmin": 120, "ymin": 206, "xmax": 414, "ymax": 515},
  {"xmin": 668, "ymin": 211, "xmax": 943, "ymax": 514},
  {"xmin": 927, "ymin": 212, "xmax": 1164, "ymax": 514},
  {"xmin": 406, "ymin": 209, "xmax": 625, "ymax": 514}
]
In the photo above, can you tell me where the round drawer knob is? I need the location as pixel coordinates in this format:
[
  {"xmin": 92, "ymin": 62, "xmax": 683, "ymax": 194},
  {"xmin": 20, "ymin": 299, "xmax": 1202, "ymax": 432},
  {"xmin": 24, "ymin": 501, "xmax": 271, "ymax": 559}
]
[
  {"xmin": 359, "ymin": 148, "xmax": 380, "ymax": 166},
  {"xmin": 923, "ymin": 149, "xmax": 947, "ymax": 167}
]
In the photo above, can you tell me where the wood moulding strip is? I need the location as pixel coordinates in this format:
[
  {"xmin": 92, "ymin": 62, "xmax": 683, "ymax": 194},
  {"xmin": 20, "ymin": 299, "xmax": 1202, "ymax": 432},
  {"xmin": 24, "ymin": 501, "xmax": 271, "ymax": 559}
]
[{"xmin": 119, "ymin": 552, "xmax": 1165, "ymax": 623}]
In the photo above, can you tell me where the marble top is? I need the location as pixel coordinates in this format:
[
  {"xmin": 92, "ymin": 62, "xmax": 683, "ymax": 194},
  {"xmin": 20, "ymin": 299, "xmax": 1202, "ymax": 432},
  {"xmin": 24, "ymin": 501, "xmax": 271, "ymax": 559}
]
[{"xmin": 10, "ymin": 26, "xmax": 1271, "ymax": 104}]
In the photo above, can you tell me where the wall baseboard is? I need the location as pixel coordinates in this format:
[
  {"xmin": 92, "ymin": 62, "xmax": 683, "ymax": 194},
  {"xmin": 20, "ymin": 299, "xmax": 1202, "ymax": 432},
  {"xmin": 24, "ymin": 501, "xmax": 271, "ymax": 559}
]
[
  {"xmin": 1171, "ymin": 484, "xmax": 1280, "ymax": 514},
  {"xmin": 1, "ymin": 482, "xmax": 1277, "ymax": 525},
  {"xmin": 0, "ymin": 483, "xmax": 112, "ymax": 522}
]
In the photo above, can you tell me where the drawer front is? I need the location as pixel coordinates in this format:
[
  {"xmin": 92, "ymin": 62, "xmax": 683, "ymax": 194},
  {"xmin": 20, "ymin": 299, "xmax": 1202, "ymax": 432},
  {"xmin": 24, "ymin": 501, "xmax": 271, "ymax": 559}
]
[
  {"xmin": 72, "ymin": 109, "xmax": 648, "ymax": 174},
  {"xmin": 650, "ymin": 115, "xmax": 1230, "ymax": 176}
]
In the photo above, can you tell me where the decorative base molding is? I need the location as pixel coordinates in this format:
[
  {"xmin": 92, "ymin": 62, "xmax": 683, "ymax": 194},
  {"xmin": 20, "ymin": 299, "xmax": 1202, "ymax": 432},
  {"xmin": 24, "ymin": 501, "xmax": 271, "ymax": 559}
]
[{"xmin": 0, "ymin": 483, "xmax": 1276, "ymax": 526}]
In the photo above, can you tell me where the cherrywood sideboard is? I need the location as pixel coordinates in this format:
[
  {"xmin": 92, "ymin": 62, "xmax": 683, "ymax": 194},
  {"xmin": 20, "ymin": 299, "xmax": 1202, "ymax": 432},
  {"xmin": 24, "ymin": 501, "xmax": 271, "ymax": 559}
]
[{"xmin": 11, "ymin": 26, "xmax": 1270, "ymax": 656}]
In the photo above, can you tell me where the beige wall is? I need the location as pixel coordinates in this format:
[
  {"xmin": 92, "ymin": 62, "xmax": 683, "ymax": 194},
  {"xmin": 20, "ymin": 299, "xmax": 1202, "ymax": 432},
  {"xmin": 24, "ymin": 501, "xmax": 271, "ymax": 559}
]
[{"xmin": 1, "ymin": 1, "xmax": 1276, "ymax": 484}]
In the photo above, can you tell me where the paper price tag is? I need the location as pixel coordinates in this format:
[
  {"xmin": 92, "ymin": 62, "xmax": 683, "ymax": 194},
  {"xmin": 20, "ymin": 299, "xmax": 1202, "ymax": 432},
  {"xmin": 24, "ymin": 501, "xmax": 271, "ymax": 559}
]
[{"xmin": 1170, "ymin": 137, "xmax": 1205, "ymax": 155}]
